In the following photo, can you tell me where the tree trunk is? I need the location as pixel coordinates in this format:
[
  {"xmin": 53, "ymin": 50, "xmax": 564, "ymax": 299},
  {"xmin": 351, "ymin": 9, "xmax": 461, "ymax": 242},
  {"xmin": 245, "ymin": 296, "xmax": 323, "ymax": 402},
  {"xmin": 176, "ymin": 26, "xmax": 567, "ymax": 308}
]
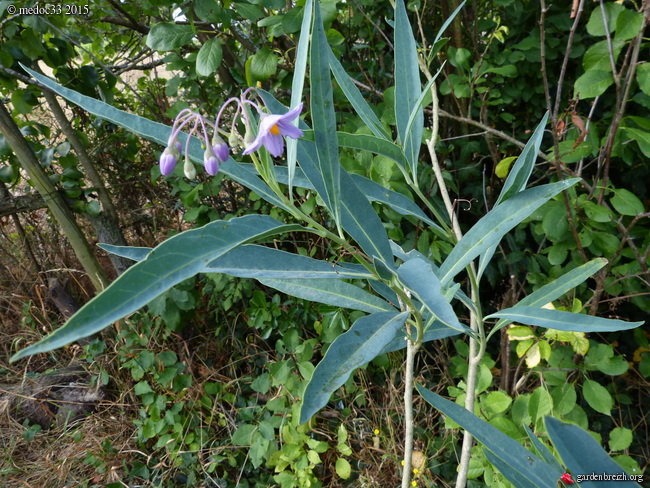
[
  {"xmin": 37, "ymin": 70, "xmax": 131, "ymax": 275},
  {"xmin": 0, "ymin": 102, "xmax": 109, "ymax": 292}
]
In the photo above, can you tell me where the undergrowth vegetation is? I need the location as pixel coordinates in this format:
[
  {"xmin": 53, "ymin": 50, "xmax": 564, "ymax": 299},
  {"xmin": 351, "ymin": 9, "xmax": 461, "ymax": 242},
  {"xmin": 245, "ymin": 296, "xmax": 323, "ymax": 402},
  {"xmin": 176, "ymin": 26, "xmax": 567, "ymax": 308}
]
[{"xmin": 0, "ymin": 0, "xmax": 649, "ymax": 487}]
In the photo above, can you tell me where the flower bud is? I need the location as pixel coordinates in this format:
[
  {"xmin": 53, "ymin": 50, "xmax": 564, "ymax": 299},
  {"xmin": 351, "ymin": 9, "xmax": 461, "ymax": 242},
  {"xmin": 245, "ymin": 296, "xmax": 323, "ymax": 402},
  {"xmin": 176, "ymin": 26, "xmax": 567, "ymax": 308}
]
[
  {"xmin": 212, "ymin": 134, "xmax": 229, "ymax": 162},
  {"xmin": 228, "ymin": 130, "xmax": 239, "ymax": 149},
  {"xmin": 183, "ymin": 155, "xmax": 196, "ymax": 179},
  {"xmin": 204, "ymin": 147, "xmax": 220, "ymax": 175},
  {"xmin": 159, "ymin": 147, "xmax": 178, "ymax": 175}
]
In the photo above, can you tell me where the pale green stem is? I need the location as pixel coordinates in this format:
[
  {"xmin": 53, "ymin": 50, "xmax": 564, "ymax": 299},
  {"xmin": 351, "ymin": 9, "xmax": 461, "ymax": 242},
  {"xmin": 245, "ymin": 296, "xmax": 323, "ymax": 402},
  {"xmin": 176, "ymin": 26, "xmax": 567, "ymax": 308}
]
[{"xmin": 420, "ymin": 63, "xmax": 486, "ymax": 488}]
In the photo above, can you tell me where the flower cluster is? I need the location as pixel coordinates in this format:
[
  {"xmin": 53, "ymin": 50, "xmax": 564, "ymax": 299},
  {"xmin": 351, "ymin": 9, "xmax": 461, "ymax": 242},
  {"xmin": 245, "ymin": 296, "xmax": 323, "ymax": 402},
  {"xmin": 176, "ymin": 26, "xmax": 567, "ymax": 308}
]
[{"xmin": 158, "ymin": 89, "xmax": 303, "ymax": 178}]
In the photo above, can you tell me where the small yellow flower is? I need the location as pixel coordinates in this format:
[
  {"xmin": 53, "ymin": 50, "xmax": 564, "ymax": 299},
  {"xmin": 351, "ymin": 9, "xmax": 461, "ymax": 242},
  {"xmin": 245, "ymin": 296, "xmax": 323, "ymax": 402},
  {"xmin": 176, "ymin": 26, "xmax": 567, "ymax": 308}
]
[
  {"xmin": 411, "ymin": 481, "xmax": 417, "ymax": 487},
  {"xmin": 413, "ymin": 468, "xmax": 419, "ymax": 475},
  {"xmin": 374, "ymin": 429, "xmax": 380, "ymax": 435},
  {"xmin": 401, "ymin": 460, "xmax": 405, "ymax": 466}
]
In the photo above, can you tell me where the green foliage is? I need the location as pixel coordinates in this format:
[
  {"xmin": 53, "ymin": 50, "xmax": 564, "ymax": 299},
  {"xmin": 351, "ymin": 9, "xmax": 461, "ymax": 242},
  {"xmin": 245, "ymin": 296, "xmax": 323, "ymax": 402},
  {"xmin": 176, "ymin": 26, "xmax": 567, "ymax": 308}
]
[{"xmin": 2, "ymin": 0, "xmax": 648, "ymax": 486}]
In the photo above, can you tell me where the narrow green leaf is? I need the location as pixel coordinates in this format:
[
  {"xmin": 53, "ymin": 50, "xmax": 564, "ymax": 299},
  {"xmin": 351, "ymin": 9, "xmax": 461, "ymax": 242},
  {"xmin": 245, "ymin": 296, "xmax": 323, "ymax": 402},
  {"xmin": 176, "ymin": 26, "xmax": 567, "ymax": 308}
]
[
  {"xmin": 483, "ymin": 450, "xmax": 541, "ymax": 488},
  {"xmin": 546, "ymin": 417, "xmax": 642, "ymax": 488},
  {"xmin": 286, "ymin": 0, "xmax": 313, "ymax": 197},
  {"xmin": 100, "ymin": 243, "xmax": 374, "ymax": 280},
  {"xmin": 146, "ymin": 23, "xmax": 194, "ymax": 51},
  {"xmin": 196, "ymin": 37, "xmax": 223, "ymax": 77},
  {"xmin": 394, "ymin": 0, "xmax": 423, "ymax": 177},
  {"xmin": 328, "ymin": 52, "xmax": 390, "ymax": 140},
  {"xmin": 489, "ymin": 258, "xmax": 608, "ymax": 338},
  {"xmin": 259, "ymin": 92, "xmax": 394, "ymax": 265},
  {"xmin": 438, "ymin": 179, "xmax": 580, "ymax": 287},
  {"xmin": 11, "ymin": 216, "xmax": 301, "ymax": 361},
  {"xmin": 260, "ymin": 278, "xmax": 395, "ymax": 314},
  {"xmin": 301, "ymin": 312, "xmax": 408, "ymax": 423},
  {"xmin": 523, "ymin": 425, "xmax": 564, "ymax": 473},
  {"xmin": 479, "ymin": 112, "xmax": 549, "ymax": 278},
  {"xmin": 417, "ymin": 385, "xmax": 560, "ymax": 487},
  {"xmin": 485, "ymin": 306, "xmax": 643, "ymax": 333},
  {"xmin": 310, "ymin": 1, "xmax": 341, "ymax": 226},
  {"xmin": 396, "ymin": 258, "xmax": 470, "ymax": 334},
  {"xmin": 297, "ymin": 140, "xmax": 394, "ymax": 265},
  {"xmin": 337, "ymin": 132, "xmax": 409, "ymax": 174},
  {"xmin": 403, "ymin": 64, "xmax": 445, "ymax": 160},
  {"xmin": 433, "ymin": 1, "xmax": 466, "ymax": 47},
  {"xmin": 23, "ymin": 67, "xmax": 291, "ymax": 213},
  {"xmin": 379, "ymin": 322, "xmax": 461, "ymax": 354}
]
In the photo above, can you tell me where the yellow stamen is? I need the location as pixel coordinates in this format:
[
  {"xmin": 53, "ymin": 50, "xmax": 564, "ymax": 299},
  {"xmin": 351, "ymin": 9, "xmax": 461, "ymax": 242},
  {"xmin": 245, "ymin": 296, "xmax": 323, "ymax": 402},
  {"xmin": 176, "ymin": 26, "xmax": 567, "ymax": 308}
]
[{"xmin": 270, "ymin": 124, "xmax": 281, "ymax": 136}]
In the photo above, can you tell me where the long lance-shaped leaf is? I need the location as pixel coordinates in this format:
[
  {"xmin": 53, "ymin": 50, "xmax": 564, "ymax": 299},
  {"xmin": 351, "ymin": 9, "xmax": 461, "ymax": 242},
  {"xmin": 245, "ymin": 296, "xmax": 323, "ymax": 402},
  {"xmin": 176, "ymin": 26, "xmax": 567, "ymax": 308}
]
[
  {"xmin": 301, "ymin": 311, "xmax": 409, "ymax": 423},
  {"xmin": 310, "ymin": 1, "xmax": 341, "ymax": 228},
  {"xmin": 263, "ymin": 161, "xmax": 447, "ymax": 236},
  {"xmin": 379, "ymin": 321, "xmax": 461, "ymax": 354},
  {"xmin": 390, "ymin": 242, "xmax": 475, "ymax": 313},
  {"xmin": 523, "ymin": 425, "xmax": 564, "ymax": 473},
  {"xmin": 394, "ymin": 0, "xmax": 424, "ymax": 178},
  {"xmin": 11, "ymin": 216, "xmax": 302, "ymax": 361},
  {"xmin": 478, "ymin": 112, "xmax": 550, "ymax": 279},
  {"xmin": 433, "ymin": 0, "xmax": 466, "ymax": 47},
  {"xmin": 260, "ymin": 93, "xmax": 394, "ymax": 266},
  {"xmin": 100, "ymin": 243, "xmax": 374, "ymax": 280},
  {"xmin": 297, "ymin": 139, "xmax": 394, "ymax": 265},
  {"xmin": 482, "ymin": 450, "xmax": 543, "ymax": 488},
  {"xmin": 438, "ymin": 178, "xmax": 580, "ymax": 287},
  {"xmin": 337, "ymin": 132, "xmax": 410, "ymax": 174},
  {"xmin": 487, "ymin": 258, "xmax": 608, "ymax": 339},
  {"xmin": 286, "ymin": 0, "xmax": 313, "ymax": 197},
  {"xmin": 484, "ymin": 306, "xmax": 644, "ymax": 333},
  {"xmin": 545, "ymin": 417, "xmax": 642, "ymax": 488},
  {"xmin": 328, "ymin": 51, "xmax": 390, "ymax": 140},
  {"xmin": 22, "ymin": 66, "xmax": 292, "ymax": 213},
  {"xmin": 396, "ymin": 258, "xmax": 471, "ymax": 334},
  {"xmin": 260, "ymin": 278, "xmax": 395, "ymax": 314},
  {"xmin": 403, "ymin": 64, "xmax": 445, "ymax": 157},
  {"xmin": 416, "ymin": 385, "xmax": 560, "ymax": 488}
]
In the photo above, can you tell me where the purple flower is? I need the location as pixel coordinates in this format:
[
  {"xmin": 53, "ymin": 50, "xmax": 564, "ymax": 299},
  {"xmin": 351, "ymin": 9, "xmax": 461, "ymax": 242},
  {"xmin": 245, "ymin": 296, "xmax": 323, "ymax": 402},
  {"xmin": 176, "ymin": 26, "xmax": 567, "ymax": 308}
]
[
  {"xmin": 204, "ymin": 147, "xmax": 220, "ymax": 175},
  {"xmin": 243, "ymin": 103, "xmax": 304, "ymax": 157},
  {"xmin": 160, "ymin": 147, "xmax": 179, "ymax": 175}
]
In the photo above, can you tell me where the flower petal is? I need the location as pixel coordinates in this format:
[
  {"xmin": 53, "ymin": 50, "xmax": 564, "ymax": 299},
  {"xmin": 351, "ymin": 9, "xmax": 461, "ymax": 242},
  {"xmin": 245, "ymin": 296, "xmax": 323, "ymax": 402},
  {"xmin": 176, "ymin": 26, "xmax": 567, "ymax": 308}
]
[{"xmin": 263, "ymin": 134, "xmax": 284, "ymax": 157}]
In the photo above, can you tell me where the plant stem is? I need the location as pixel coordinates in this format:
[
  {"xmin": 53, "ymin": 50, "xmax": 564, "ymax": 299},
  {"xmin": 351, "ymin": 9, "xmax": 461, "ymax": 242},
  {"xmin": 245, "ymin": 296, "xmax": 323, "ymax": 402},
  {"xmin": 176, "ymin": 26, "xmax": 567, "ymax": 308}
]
[
  {"xmin": 420, "ymin": 61, "xmax": 485, "ymax": 488},
  {"xmin": 401, "ymin": 334, "xmax": 418, "ymax": 488}
]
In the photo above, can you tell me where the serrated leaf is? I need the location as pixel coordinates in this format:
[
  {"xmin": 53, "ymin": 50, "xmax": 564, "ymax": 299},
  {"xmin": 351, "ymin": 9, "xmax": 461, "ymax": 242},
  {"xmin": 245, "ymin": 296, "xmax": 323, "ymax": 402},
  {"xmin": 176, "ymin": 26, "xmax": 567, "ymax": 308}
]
[
  {"xmin": 147, "ymin": 23, "xmax": 194, "ymax": 51},
  {"xmin": 196, "ymin": 37, "xmax": 222, "ymax": 77}
]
